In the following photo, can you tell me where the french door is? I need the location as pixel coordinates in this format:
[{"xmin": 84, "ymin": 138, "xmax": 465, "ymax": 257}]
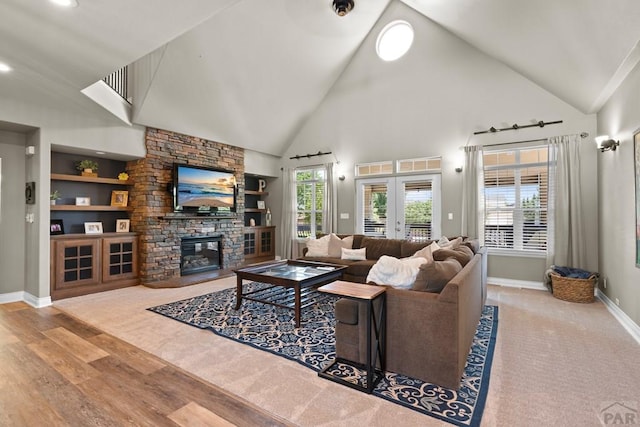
[{"xmin": 355, "ymin": 175, "xmax": 441, "ymax": 240}]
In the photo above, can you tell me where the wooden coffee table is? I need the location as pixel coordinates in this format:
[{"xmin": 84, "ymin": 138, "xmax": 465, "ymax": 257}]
[{"xmin": 233, "ymin": 260, "xmax": 347, "ymax": 327}]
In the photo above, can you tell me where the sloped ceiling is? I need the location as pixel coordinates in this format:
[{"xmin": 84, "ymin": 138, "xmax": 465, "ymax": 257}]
[{"xmin": 1, "ymin": 0, "xmax": 640, "ymax": 155}]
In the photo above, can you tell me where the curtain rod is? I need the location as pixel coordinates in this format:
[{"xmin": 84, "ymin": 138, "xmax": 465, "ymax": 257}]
[
  {"xmin": 473, "ymin": 120, "xmax": 563, "ymax": 135},
  {"xmin": 289, "ymin": 151, "xmax": 332, "ymax": 160},
  {"xmin": 473, "ymin": 132, "xmax": 590, "ymax": 150}
]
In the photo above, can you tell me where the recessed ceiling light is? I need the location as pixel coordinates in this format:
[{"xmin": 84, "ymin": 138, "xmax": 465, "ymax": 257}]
[
  {"xmin": 0, "ymin": 62, "xmax": 11, "ymax": 73},
  {"xmin": 376, "ymin": 20, "xmax": 414, "ymax": 62},
  {"xmin": 95, "ymin": 151, "xmax": 105, "ymax": 155},
  {"xmin": 49, "ymin": 0, "xmax": 79, "ymax": 8}
]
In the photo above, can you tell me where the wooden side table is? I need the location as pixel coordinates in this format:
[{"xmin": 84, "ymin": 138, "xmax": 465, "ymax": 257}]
[{"xmin": 317, "ymin": 280, "xmax": 386, "ymax": 394}]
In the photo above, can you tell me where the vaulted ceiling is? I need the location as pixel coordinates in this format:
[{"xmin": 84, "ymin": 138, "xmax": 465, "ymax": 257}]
[{"xmin": 2, "ymin": 0, "xmax": 640, "ymax": 156}]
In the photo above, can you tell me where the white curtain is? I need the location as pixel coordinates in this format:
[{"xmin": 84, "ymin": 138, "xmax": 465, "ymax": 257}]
[
  {"xmin": 324, "ymin": 162, "xmax": 335, "ymax": 233},
  {"xmin": 279, "ymin": 167, "xmax": 296, "ymax": 260},
  {"xmin": 547, "ymin": 134, "xmax": 585, "ymax": 268},
  {"xmin": 462, "ymin": 145, "xmax": 484, "ymax": 242}
]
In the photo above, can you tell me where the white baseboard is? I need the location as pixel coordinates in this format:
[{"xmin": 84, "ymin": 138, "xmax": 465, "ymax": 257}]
[
  {"xmin": 596, "ymin": 289, "xmax": 640, "ymax": 346},
  {"xmin": 0, "ymin": 291, "xmax": 52, "ymax": 308},
  {"xmin": 488, "ymin": 276, "xmax": 546, "ymax": 291}
]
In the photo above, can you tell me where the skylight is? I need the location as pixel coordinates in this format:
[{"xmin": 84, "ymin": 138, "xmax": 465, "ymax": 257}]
[{"xmin": 376, "ymin": 20, "xmax": 414, "ymax": 61}]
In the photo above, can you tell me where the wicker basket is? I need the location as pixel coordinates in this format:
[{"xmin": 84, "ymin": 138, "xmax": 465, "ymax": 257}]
[{"xmin": 550, "ymin": 273, "xmax": 596, "ymax": 303}]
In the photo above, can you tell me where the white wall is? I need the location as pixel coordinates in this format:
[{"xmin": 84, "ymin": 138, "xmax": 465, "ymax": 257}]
[
  {"xmin": 278, "ymin": 1, "xmax": 598, "ymax": 283},
  {"xmin": 597, "ymin": 61, "xmax": 640, "ymax": 326},
  {"xmin": 0, "ymin": 131, "xmax": 27, "ymax": 295}
]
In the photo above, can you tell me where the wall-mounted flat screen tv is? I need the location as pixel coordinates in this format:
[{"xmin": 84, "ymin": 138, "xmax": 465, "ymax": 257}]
[{"xmin": 173, "ymin": 164, "xmax": 237, "ymax": 214}]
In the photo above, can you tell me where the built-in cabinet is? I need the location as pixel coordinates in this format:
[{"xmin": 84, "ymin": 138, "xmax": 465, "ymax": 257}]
[
  {"xmin": 243, "ymin": 175, "xmax": 275, "ymax": 262},
  {"xmin": 50, "ymin": 233, "xmax": 139, "ymax": 300},
  {"xmin": 50, "ymin": 152, "xmax": 138, "ymax": 299},
  {"xmin": 244, "ymin": 226, "xmax": 276, "ymax": 259}
]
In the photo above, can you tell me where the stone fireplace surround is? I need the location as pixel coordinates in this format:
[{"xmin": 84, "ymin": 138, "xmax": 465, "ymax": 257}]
[{"xmin": 126, "ymin": 128, "xmax": 245, "ymax": 284}]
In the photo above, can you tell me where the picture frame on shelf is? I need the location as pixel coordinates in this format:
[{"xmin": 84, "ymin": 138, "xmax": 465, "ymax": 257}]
[
  {"xmin": 110, "ymin": 190, "xmax": 128, "ymax": 207},
  {"xmin": 50, "ymin": 219, "xmax": 64, "ymax": 235},
  {"xmin": 76, "ymin": 197, "xmax": 91, "ymax": 206},
  {"xmin": 116, "ymin": 219, "xmax": 130, "ymax": 233},
  {"xmin": 84, "ymin": 222, "xmax": 103, "ymax": 234},
  {"xmin": 257, "ymin": 200, "xmax": 265, "ymax": 210}
]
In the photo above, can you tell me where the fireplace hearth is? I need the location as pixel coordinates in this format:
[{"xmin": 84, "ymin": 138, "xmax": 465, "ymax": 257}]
[{"xmin": 180, "ymin": 235, "xmax": 223, "ymax": 275}]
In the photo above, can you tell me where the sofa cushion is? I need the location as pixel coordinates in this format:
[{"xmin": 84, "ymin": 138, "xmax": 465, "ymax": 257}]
[
  {"xmin": 361, "ymin": 237, "xmax": 403, "ymax": 259},
  {"xmin": 344, "ymin": 260, "xmax": 377, "ymax": 278},
  {"xmin": 305, "ymin": 235, "xmax": 330, "ymax": 257},
  {"xmin": 412, "ymin": 257, "xmax": 463, "ymax": 293},
  {"xmin": 328, "ymin": 234, "xmax": 354, "ymax": 257},
  {"xmin": 335, "ymin": 298, "xmax": 358, "ymax": 325},
  {"xmin": 433, "ymin": 245, "xmax": 474, "ymax": 267},
  {"xmin": 341, "ymin": 247, "xmax": 367, "ymax": 260},
  {"xmin": 366, "ymin": 255, "xmax": 427, "ymax": 289}
]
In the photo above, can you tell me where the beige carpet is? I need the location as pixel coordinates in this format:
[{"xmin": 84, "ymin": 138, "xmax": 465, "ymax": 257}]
[{"xmin": 54, "ymin": 278, "xmax": 640, "ymax": 426}]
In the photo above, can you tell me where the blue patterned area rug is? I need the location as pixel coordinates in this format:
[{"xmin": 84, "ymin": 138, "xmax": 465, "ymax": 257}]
[{"xmin": 148, "ymin": 283, "xmax": 498, "ymax": 427}]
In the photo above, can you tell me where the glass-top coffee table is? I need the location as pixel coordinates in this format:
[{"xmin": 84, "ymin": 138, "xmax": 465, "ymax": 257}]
[{"xmin": 233, "ymin": 260, "xmax": 347, "ymax": 327}]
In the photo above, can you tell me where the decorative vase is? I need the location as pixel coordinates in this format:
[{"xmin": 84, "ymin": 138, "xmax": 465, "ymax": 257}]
[
  {"xmin": 249, "ymin": 218, "xmax": 256, "ymax": 226},
  {"xmin": 265, "ymin": 208, "xmax": 272, "ymax": 226},
  {"xmin": 50, "ymin": 200, "xmax": 56, "ymax": 206}
]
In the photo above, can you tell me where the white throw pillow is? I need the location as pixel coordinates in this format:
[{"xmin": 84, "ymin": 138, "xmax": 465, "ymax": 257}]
[
  {"xmin": 305, "ymin": 235, "xmax": 330, "ymax": 257},
  {"xmin": 437, "ymin": 236, "xmax": 462, "ymax": 249},
  {"xmin": 366, "ymin": 255, "xmax": 427, "ymax": 289},
  {"xmin": 411, "ymin": 241, "xmax": 440, "ymax": 262},
  {"xmin": 341, "ymin": 247, "xmax": 366, "ymax": 261},
  {"xmin": 328, "ymin": 234, "xmax": 354, "ymax": 257}
]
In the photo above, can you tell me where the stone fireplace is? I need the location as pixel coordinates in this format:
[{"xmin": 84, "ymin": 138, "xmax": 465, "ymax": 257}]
[
  {"xmin": 180, "ymin": 235, "xmax": 223, "ymax": 275},
  {"xmin": 127, "ymin": 128, "xmax": 245, "ymax": 284}
]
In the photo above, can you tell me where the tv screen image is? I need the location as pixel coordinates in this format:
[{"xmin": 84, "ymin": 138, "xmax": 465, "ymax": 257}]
[{"xmin": 174, "ymin": 165, "xmax": 236, "ymax": 213}]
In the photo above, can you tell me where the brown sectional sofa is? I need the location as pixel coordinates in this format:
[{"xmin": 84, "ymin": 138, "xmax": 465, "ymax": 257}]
[{"xmin": 300, "ymin": 234, "xmax": 487, "ymax": 389}]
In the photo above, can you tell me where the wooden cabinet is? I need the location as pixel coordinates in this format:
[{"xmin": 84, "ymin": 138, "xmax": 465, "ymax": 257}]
[
  {"xmin": 50, "ymin": 233, "xmax": 139, "ymax": 300},
  {"xmin": 244, "ymin": 226, "xmax": 276, "ymax": 260}
]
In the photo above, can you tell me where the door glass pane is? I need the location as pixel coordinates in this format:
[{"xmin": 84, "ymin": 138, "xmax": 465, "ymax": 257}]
[
  {"xmin": 403, "ymin": 181, "xmax": 433, "ymax": 241},
  {"xmin": 363, "ymin": 183, "xmax": 388, "ymax": 237}
]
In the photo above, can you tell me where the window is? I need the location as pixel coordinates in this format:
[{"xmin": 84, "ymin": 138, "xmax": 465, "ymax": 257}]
[
  {"xmin": 295, "ymin": 167, "xmax": 326, "ymax": 238},
  {"xmin": 483, "ymin": 146, "xmax": 549, "ymax": 253}
]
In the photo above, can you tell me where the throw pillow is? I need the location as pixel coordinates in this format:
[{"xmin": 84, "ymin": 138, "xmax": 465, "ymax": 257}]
[
  {"xmin": 305, "ymin": 234, "xmax": 330, "ymax": 257},
  {"xmin": 412, "ymin": 257, "xmax": 463, "ymax": 293},
  {"xmin": 410, "ymin": 241, "xmax": 440, "ymax": 262},
  {"xmin": 366, "ymin": 255, "xmax": 427, "ymax": 289},
  {"xmin": 433, "ymin": 245, "xmax": 474, "ymax": 267},
  {"xmin": 437, "ymin": 236, "xmax": 462, "ymax": 249},
  {"xmin": 328, "ymin": 234, "xmax": 354, "ymax": 257},
  {"xmin": 341, "ymin": 247, "xmax": 366, "ymax": 261}
]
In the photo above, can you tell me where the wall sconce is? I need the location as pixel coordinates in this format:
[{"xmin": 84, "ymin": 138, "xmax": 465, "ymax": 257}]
[
  {"xmin": 455, "ymin": 166, "xmax": 463, "ymax": 173},
  {"xmin": 595, "ymin": 135, "xmax": 620, "ymax": 152}
]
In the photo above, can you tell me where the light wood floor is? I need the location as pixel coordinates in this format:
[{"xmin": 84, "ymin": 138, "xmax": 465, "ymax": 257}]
[{"xmin": 0, "ymin": 301, "xmax": 292, "ymax": 427}]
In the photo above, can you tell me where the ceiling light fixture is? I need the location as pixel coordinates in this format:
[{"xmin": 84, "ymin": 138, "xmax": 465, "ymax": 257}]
[
  {"xmin": 49, "ymin": 0, "xmax": 79, "ymax": 8},
  {"xmin": 595, "ymin": 135, "xmax": 620, "ymax": 152},
  {"xmin": 0, "ymin": 62, "xmax": 11, "ymax": 73},
  {"xmin": 376, "ymin": 20, "xmax": 414, "ymax": 61},
  {"xmin": 332, "ymin": 0, "xmax": 354, "ymax": 16}
]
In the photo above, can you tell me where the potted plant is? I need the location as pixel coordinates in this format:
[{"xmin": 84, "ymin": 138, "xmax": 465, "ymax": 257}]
[
  {"xmin": 76, "ymin": 160, "xmax": 99, "ymax": 177},
  {"xmin": 50, "ymin": 190, "xmax": 60, "ymax": 205}
]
